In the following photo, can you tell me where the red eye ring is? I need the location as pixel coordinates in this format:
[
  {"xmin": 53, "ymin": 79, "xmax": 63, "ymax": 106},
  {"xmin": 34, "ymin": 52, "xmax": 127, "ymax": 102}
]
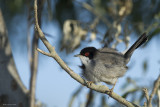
[{"xmin": 84, "ymin": 52, "xmax": 90, "ymax": 57}]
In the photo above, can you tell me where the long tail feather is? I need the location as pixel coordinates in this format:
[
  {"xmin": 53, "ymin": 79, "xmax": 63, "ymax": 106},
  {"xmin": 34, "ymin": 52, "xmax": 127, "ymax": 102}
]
[{"xmin": 124, "ymin": 33, "xmax": 148, "ymax": 59}]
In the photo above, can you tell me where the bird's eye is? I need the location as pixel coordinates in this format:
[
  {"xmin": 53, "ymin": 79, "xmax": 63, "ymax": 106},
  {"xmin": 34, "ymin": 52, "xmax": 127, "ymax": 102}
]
[{"xmin": 84, "ymin": 52, "xmax": 90, "ymax": 57}]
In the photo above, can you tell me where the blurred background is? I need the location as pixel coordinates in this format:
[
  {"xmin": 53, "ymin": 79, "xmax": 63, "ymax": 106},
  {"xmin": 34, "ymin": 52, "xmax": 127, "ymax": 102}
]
[{"xmin": 0, "ymin": 0, "xmax": 160, "ymax": 107}]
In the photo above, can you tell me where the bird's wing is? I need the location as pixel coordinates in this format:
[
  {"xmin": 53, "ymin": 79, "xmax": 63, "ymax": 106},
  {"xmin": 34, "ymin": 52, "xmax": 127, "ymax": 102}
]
[{"xmin": 94, "ymin": 51, "xmax": 127, "ymax": 78}]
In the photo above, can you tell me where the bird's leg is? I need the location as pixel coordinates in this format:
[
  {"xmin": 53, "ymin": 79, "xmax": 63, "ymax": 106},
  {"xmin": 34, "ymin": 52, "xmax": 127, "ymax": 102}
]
[{"xmin": 108, "ymin": 79, "xmax": 118, "ymax": 95}]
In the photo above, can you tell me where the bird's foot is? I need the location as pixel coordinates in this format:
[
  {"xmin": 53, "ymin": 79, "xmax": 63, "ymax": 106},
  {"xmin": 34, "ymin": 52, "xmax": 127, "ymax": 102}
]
[
  {"xmin": 108, "ymin": 87, "xmax": 114, "ymax": 95},
  {"xmin": 108, "ymin": 79, "xmax": 117, "ymax": 95},
  {"xmin": 86, "ymin": 81, "xmax": 93, "ymax": 87}
]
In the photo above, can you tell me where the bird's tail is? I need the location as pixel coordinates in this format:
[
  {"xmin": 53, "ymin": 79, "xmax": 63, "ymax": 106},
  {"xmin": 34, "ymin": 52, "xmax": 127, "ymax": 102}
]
[{"xmin": 124, "ymin": 33, "xmax": 148, "ymax": 59}]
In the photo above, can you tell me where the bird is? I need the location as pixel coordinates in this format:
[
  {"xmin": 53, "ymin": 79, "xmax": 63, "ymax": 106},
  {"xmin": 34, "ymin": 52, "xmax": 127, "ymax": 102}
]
[{"xmin": 74, "ymin": 33, "xmax": 148, "ymax": 92}]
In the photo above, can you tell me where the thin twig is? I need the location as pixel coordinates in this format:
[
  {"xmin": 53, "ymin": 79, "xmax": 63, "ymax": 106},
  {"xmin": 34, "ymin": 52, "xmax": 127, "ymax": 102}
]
[
  {"xmin": 143, "ymin": 88, "xmax": 149, "ymax": 102},
  {"xmin": 148, "ymin": 75, "xmax": 160, "ymax": 107},
  {"xmin": 86, "ymin": 89, "xmax": 94, "ymax": 107},
  {"xmin": 144, "ymin": 102, "xmax": 147, "ymax": 107},
  {"xmin": 158, "ymin": 89, "xmax": 160, "ymax": 107},
  {"xmin": 34, "ymin": 0, "xmax": 139, "ymax": 107},
  {"xmin": 68, "ymin": 86, "xmax": 83, "ymax": 107},
  {"xmin": 37, "ymin": 48, "xmax": 52, "ymax": 57},
  {"xmin": 143, "ymin": 88, "xmax": 149, "ymax": 107},
  {"xmin": 76, "ymin": 1, "xmax": 111, "ymax": 26},
  {"xmin": 29, "ymin": 0, "xmax": 44, "ymax": 107},
  {"xmin": 29, "ymin": 31, "xmax": 39, "ymax": 107}
]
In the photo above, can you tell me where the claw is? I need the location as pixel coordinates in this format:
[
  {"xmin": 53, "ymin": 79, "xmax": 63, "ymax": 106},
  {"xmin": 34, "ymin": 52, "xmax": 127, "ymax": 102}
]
[
  {"xmin": 108, "ymin": 87, "xmax": 114, "ymax": 95},
  {"xmin": 86, "ymin": 81, "xmax": 93, "ymax": 86}
]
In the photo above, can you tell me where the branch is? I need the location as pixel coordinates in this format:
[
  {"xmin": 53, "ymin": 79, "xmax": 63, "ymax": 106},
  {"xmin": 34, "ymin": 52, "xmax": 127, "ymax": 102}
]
[
  {"xmin": 75, "ymin": 1, "xmax": 111, "ymax": 26},
  {"xmin": 34, "ymin": 0, "xmax": 139, "ymax": 107},
  {"xmin": 143, "ymin": 88, "xmax": 149, "ymax": 105},
  {"xmin": 29, "ymin": 19, "xmax": 39, "ymax": 107},
  {"xmin": 158, "ymin": 89, "xmax": 160, "ymax": 107},
  {"xmin": 148, "ymin": 75, "xmax": 160, "ymax": 107},
  {"xmin": 37, "ymin": 48, "xmax": 52, "ymax": 57},
  {"xmin": 86, "ymin": 89, "xmax": 94, "ymax": 107},
  {"xmin": 29, "ymin": 0, "xmax": 44, "ymax": 107},
  {"xmin": 68, "ymin": 86, "xmax": 83, "ymax": 107},
  {"xmin": 0, "ymin": 8, "xmax": 29, "ymax": 106}
]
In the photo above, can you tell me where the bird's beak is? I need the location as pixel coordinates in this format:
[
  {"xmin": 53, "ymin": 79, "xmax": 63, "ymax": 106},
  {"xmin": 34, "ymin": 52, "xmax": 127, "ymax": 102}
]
[{"xmin": 74, "ymin": 54, "xmax": 80, "ymax": 57}]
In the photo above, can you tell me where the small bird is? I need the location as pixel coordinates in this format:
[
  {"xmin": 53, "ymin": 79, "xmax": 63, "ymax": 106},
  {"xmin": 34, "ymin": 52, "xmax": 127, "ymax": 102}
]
[{"xmin": 75, "ymin": 33, "xmax": 148, "ymax": 92}]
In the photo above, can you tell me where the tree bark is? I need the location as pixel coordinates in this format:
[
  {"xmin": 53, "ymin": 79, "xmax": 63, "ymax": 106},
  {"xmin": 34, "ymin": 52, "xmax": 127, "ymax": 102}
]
[{"xmin": 0, "ymin": 9, "xmax": 29, "ymax": 107}]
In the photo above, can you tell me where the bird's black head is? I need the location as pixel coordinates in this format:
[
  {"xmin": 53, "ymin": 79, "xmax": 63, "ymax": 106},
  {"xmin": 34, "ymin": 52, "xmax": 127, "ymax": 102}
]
[{"xmin": 80, "ymin": 47, "xmax": 98, "ymax": 59}]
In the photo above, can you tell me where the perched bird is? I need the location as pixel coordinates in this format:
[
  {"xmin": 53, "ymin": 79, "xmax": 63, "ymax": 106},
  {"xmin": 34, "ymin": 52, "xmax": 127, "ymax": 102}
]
[{"xmin": 75, "ymin": 33, "xmax": 148, "ymax": 91}]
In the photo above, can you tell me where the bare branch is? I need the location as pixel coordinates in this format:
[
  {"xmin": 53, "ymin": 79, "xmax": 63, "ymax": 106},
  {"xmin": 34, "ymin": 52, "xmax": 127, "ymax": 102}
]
[
  {"xmin": 144, "ymin": 102, "xmax": 147, "ymax": 107},
  {"xmin": 29, "ymin": 26, "xmax": 39, "ymax": 107},
  {"xmin": 29, "ymin": 0, "xmax": 44, "ymax": 107},
  {"xmin": 37, "ymin": 48, "xmax": 52, "ymax": 57},
  {"xmin": 158, "ymin": 89, "xmax": 160, "ymax": 107},
  {"xmin": 86, "ymin": 89, "xmax": 94, "ymax": 107},
  {"xmin": 34, "ymin": 0, "xmax": 139, "ymax": 107},
  {"xmin": 68, "ymin": 86, "xmax": 83, "ymax": 107},
  {"xmin": 143, "ymin": 88, "xmax": 149, "ymax": 106},
  {"xmin": 148, "ymin": 75, "xmax": 160, "ymax": 107},
  {"xmin": 76, "ymin": 1, "xmax": 111, "ymax": 26}
]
